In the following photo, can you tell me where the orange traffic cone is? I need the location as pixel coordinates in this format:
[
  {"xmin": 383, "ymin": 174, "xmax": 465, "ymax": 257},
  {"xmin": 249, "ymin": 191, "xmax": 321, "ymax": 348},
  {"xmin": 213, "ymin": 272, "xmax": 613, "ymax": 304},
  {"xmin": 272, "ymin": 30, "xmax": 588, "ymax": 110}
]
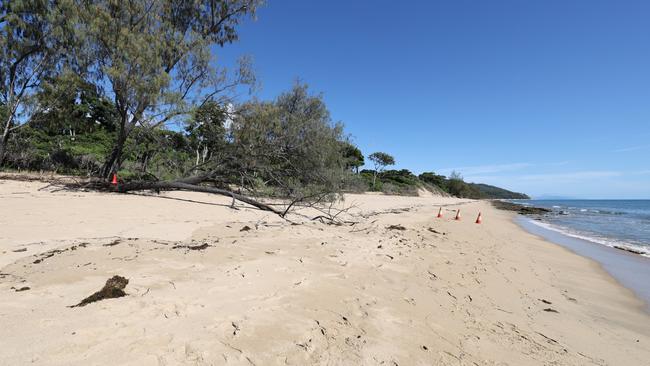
[
  {"xmin": 437, "ymin": 207, "xmax": 443, "ymax": 218},
  {"xmin": 454, "ymin": 209, "xmax": 461, "ymax": 221},
  {"xmin": 475, "ymin": 212, "xmax": 482, "ymax": 224},
  {"xmin": 111, "ymin": 173, "xmax": 118, "ymax": 186}
]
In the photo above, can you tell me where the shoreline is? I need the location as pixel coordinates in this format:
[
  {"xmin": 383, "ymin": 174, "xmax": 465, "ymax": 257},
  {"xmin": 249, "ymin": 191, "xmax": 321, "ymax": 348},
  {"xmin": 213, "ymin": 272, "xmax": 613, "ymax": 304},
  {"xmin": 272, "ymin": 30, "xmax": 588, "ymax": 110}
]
[
  {"xmin": 1, "ymin": 180, "xmax": 649, "ymax": 365},
  {"xmin": 515, "ymin": 215, "xmax": 650, "ymax": 312},
  {"xmin": 493, "ymin": 199, "xmax": 650, "ymax": 258}
]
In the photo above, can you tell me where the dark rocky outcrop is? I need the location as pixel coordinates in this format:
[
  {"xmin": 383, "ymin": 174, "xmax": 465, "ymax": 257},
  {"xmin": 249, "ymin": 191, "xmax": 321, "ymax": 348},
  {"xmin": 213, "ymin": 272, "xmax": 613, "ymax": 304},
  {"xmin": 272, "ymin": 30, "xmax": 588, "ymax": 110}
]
[{"xmin": 491, "ymin": 200, "xmax": 551, "ymax": 215}]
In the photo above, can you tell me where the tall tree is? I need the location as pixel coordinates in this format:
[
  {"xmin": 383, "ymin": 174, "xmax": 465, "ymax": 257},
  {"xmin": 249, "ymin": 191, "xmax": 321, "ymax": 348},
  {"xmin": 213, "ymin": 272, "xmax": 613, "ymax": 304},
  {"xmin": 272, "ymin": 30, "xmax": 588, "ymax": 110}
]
[
  {"xmin": 0, "ymin": 0, "xmax": 74, "ymax": 164},
  {"xmin": 73, "ymin": 0, "xmax": 261, "ymax": 178},
  {"xmin": 368, "ymin": 151, "xmax": 395, "ymax": 188}
]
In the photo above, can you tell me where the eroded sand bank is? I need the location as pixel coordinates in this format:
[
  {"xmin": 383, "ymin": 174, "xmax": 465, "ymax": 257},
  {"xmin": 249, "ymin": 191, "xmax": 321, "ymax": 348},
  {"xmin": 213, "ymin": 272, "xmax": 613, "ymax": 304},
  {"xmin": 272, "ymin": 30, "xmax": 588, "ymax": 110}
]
[{"xmin": 1, "ymin": 179, "xmax": 648, "ymax": 365}]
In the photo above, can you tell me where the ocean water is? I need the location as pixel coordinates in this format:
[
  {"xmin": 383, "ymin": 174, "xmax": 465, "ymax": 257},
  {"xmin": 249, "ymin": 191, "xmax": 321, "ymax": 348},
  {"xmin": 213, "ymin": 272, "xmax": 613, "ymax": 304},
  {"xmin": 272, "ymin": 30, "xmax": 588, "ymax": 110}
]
[{"xmin": 510, "ymin": 200, "xmax": 650, "ymax": 258}]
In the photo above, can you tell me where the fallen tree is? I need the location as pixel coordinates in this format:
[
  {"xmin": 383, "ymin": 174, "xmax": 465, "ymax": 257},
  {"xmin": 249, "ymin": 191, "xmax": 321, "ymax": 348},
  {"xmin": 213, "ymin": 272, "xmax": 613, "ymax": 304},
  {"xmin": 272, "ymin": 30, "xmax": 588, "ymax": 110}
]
[
  {"xmin": 22, "ymin": 83, "xmax": 355, "ymax": 221},
  {"xmin": 116, "ymin": 179, "xmax": 284, "ymax": 216}
]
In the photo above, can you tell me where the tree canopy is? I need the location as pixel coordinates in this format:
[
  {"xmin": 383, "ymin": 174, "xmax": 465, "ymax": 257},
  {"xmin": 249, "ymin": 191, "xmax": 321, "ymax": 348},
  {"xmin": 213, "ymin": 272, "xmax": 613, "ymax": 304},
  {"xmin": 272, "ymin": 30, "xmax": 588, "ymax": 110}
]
[
  {"xmin": 71, "ymin": 0, "xmax": 262, "ymax": 177},
  {"xmin": 368, "ymin": 151, "xmax": 395, "ymax": 189},
  {"xmin": 0, "ymin": 0, "xmax": 76, "ymax": 162}
]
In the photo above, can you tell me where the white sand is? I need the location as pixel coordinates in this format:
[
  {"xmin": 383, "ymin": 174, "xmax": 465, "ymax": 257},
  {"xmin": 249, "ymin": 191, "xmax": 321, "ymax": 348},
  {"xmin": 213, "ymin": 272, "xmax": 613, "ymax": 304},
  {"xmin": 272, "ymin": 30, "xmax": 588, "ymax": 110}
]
[{"xmin": 1, "ymin": 179, "xmax": 648, "ymax": 365}]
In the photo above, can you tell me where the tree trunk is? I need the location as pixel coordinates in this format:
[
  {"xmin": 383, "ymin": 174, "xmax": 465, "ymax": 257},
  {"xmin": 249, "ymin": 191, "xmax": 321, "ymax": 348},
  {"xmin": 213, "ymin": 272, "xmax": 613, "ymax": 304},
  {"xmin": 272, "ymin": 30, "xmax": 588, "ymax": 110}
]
[
  {"xmin": 0, "ymin": 132, "xmax": 8, "ymax": 166},
  {"xmin": 116, "ymin": 180, "xmax": 283, "ymax": 216},
  {"xmin": 372, "ymin": 170, "xmax": 378, "ymax": 188},
  {"xmin": 0, "ymin": 117, "xmax": 12, "ymax": 166},
  {"xmin": 102, "ymin": 117, "xmax": 128, "ymax": 179}
]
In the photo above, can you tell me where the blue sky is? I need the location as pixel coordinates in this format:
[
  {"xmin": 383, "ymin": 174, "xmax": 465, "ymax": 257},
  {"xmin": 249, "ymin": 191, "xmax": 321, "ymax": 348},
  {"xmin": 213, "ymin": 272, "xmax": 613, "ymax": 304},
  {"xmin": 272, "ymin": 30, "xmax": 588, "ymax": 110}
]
[{"xmin": 217, "ymin": 0, "xmax": 650, "ymax": 198}]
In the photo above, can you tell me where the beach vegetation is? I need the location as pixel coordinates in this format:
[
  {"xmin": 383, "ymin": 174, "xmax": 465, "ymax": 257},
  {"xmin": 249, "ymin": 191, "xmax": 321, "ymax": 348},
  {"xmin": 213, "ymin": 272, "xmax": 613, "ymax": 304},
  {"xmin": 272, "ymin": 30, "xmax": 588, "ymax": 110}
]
[
  {"xmin": 0, "ymin": 0, "xmax": 77, "ymax": 164},
  {"xmin": 0, "ymin": 0, "xmax": 529, "ymax": 205}
]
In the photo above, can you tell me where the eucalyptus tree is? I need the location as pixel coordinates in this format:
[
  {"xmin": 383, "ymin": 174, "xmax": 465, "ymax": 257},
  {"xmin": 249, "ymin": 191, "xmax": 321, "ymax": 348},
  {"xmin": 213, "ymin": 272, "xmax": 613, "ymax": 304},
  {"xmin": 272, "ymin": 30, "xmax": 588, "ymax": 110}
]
[
  {"xmin": 368, "ymin": 151, "xmax": 395, "ymax": 188},
  {"xmin": 0, "ymin": 0, "xmax": 75, "ymax": 164},
  {"xmin": 72, "ymin": 0, "xmax": 262, "ymax": 178}
]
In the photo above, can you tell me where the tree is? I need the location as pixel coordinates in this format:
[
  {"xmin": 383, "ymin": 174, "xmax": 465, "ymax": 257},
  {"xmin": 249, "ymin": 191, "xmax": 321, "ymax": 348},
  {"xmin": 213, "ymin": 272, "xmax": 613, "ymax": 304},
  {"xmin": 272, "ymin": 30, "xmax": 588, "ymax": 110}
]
[
  {"xmin": 29, "ymin": 71, "xmax": 118, "ymax": 136},
  {"xmin": 446, "ymin": 170, "xmax": 466, "ymax": 197},
  {"xmin": 185, "ymin": 100, "xmax": 227, "ymax": 166},
  {"xmin": 71, "ymin": 0, "xmax": 262, "ymax": 178},
  {"xmin": 341, "ymin": 142, "xmax": 364, "ymax": 173},
  {"xmin": 0, "ymin": 0, "xmax": 75, "ymax": 164},
  {"xmin": 368, "ymin": 151, "xmax": 395, "ymax": 188},
  {"xmin": 113, "ymin": 82, "xmax": 349, "ymax": 219},
  {"xmin": 445, "ymin": 170, "xmax": 482, "ymax": 198},
  {"xmin": 230, "ymin": 82, "xmax": 346, "ymax": 199}
]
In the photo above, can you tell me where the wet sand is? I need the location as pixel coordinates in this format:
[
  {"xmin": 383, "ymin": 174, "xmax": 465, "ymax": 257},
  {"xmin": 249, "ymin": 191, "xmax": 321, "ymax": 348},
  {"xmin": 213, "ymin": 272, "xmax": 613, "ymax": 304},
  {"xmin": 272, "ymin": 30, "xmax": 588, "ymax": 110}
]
[{"xmin": 517, "ymin": 216, "xmax": 650, "ymax": 311}]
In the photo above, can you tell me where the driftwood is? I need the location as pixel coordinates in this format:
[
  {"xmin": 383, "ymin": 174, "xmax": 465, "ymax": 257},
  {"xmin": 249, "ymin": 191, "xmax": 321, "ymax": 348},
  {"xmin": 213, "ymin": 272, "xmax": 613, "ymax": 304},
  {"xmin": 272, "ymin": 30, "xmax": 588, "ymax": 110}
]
[{"xmin": 116, "ymin": 180, "xmax": 284, "ymax": 216}]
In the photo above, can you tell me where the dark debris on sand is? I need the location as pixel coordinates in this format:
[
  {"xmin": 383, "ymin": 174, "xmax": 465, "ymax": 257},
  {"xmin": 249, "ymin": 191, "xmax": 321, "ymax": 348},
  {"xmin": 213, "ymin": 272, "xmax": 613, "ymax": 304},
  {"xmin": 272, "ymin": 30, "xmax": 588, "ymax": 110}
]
[
  {"xmin": 386, "ymin": 225, "xmax": 406, "ymax": 231},
  {"xmin": 172, "ymin": 243, "xmax": 210, "ymax": 251},
  {"xmin": 70, "ymin": 275, "xmax": 129, "ymax": 308}
]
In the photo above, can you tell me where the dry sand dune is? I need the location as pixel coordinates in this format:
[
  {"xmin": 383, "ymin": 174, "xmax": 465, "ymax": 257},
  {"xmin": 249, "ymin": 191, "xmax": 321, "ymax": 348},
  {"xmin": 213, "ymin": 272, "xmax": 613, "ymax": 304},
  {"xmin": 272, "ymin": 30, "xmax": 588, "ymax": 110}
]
[{"xmin": 1, "ymin": 179, "xmax": 648, "ymax": 365}]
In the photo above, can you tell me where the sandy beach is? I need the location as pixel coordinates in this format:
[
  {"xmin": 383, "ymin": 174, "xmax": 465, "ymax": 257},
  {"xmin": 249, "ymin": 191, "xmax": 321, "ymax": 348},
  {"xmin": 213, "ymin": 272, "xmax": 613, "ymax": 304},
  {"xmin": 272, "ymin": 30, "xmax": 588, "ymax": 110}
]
[{"xmin": 1, "ymin": 178, "xmax": 648, "ymax": 365}]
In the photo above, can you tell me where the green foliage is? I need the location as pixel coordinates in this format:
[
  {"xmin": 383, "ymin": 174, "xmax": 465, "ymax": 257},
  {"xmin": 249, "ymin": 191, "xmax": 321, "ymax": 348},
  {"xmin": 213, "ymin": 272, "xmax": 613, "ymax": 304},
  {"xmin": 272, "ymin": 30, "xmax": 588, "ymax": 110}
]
[
  {"xmin": 468, "ymin": 183, "xmax": 530, "ymax": 199},
  {"xmin": 418, "ymin": 172, "xmax": 448, "ymax": 191},
  {"xmin": 30, "ymin": 72, "xmax": 118, "ymax": 135},
  {"xmin": 0, "ymin": 1, "xmax": 532, "ymax": 202},
  {"xmin": 419, "ymin": 171, "xmax": 528, "ymax": 199},
  {"xmin": 368, "ymin": 152, "xmax": 395, "ymax": 168},
  {"xmin": 446, "ymin": 178, "xmax": 482, "ymax": 198},
  {"xmin": 120, "ymin": 127, "xmax": 193, "ymax": 181},
  {"xmin": 367, "ymin": 151, "xmax": 395, "ymax": 190},
  {"xmin": 1, "ymin": 0, "xmax": 78, "ymax": 161},
  {"xmin": 230, "ymin": 83, "xmax": 346, "ymax": 198},
  {"xmin": 185, "ymin": 100, "xmax": 228, "ymax": 166},
  {"xmin": 62, "ymin": 0, "xmax": 262, "ymax": 176},
  {"xmin": 340, "ymin": 142, "xmax": 364, "ymax": 172},
  {"xmin": 4, "ymin": 125, "xmax": 113, "ymax": 174},
  {"xmin": 358, "ymin": 169, "xmax": 419, "ymax": 195},
  {"xmin": 378, "ymin": 169, "xmax": 420, "ymax": 195}
]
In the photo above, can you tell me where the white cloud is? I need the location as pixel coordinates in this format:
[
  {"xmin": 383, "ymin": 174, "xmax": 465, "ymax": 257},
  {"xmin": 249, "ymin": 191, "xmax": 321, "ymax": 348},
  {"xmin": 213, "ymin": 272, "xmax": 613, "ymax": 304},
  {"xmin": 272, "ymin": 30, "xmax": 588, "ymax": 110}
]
[{"xmin": 612, "ymin": 145, "xmax": 650, "ymax": 153}]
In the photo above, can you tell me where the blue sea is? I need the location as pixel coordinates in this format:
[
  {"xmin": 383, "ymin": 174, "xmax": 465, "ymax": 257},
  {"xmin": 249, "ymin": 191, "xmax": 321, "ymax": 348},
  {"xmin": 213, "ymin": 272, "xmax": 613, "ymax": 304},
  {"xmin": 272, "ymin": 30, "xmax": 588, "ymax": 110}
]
[{"xmin": 511, "ymin": 200, "xmax": 650, "ymax": 258}]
